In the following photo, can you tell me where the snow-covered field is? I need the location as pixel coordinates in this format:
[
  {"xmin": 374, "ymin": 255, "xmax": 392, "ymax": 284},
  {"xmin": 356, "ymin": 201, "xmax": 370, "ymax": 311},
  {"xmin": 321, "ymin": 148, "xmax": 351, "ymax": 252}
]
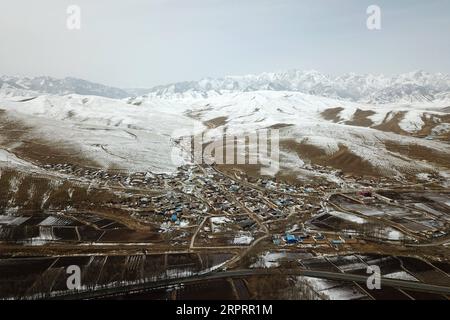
[
  {"xmin": 296, "ymin": 276, "xmax": 367, "ymax": 300},
  {"xmin": 250, "ymin": 251, "xmax": 286, "ymax": 268},
  {"xmin": 328, "ymin": 210, "xmax": 367, "ymax": 225}
]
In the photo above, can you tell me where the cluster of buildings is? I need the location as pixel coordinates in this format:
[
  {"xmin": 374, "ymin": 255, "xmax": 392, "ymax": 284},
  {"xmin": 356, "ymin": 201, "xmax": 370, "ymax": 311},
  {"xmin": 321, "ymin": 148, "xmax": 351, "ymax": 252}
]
[
  {"xmin": 42, "ymin": 163, "xmax": 169, "ymax": 189},
  {"xmin": 132, "ymin": 192, "xmax": 207, "ymax": 227},
  {"xmin": 272, "ymin": 231, "xmax": 357, "ymax": 249}
]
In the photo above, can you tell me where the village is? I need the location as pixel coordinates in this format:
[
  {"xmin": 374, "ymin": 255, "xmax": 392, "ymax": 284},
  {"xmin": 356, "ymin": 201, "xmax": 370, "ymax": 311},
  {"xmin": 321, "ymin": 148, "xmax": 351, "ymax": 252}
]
[{"xmin": 29, "ymin": 161, "xmax": 450, "ymax": 253}]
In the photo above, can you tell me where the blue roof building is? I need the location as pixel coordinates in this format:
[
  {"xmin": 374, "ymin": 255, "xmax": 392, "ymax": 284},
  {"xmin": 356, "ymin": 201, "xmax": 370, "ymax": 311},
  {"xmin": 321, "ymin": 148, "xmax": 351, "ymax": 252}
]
[
  {"xmin": 285, "ymin": 234, "xmax": 297, "ymax": 244},
  {"xmin": 314, "ymin": 233, "xmax": 325, "ymax": 240}
]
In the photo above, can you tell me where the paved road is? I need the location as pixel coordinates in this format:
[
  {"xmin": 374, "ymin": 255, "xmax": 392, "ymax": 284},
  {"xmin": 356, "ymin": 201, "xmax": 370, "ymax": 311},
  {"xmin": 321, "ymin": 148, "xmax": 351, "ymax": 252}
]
[{"xmin": 52, "ymin": 268, "xmax": 450, "ymax": 300}]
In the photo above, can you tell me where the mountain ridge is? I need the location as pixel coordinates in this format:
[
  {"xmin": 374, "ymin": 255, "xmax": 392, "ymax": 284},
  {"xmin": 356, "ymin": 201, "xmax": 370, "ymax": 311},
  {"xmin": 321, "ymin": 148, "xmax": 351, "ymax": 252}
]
[
  {"xmin": 0, "ymin": 75, "xmax": 132, "ymax": 99},
  {"xmin": 2, "ymin": 70, "xmax": 450, "ymax": 104},
  {"xmin": 145, "ymin": 70, "xmax": 450, "ymax": 104}
]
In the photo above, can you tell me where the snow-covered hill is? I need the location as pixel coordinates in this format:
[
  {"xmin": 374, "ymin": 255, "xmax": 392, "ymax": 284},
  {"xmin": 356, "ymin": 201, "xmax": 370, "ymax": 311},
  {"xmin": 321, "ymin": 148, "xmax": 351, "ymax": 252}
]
[
  {"xmin": 0, "ymin": 94, "xmax": 204, "ymax": 173},
  {"xmin": 145, "ymin": 70, "xmax": 450, "ymax": 104},
  {"xmin": 1, "ymin": 88, "xmax": 448, "ymax": 181},
  {"xmin": 140, "ymin": 90, "xmax": 450, "ymax": 179}
]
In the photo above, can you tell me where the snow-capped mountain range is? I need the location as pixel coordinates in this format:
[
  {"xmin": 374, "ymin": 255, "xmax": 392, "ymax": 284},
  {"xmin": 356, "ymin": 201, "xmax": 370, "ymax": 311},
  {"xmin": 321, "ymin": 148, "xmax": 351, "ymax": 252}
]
[
  {"xmin": 0, "ymin": 76, "xmax": 130, "ymax": 99},
  {"xmin": 146, "ymin": 70, "xmax": 450, "ymax": 104},
  {"xmin": 1, "ymin": 70, "xmax": 450, "ymax": 104}
]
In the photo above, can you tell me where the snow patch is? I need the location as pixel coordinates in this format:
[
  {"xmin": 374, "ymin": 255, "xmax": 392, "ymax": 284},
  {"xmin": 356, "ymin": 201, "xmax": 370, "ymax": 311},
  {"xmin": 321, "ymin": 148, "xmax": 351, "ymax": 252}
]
[
  {"xmin": 328, "ymin": 210, "xmax": 367, "ymax": 224},
  {"xmin": 384, "ymin": 271, "xmax": 418, "ymax": 281},
  {"xmin": 399, "ymin": 110, "xmax": 425, "ymax": 132},
  {"xmin": 233, "ymin": 232, "xmax": 254, "ymax": 245},
  {"xmin": 250, "ymin": 251, "xmax": 286, "ymax": 268}
]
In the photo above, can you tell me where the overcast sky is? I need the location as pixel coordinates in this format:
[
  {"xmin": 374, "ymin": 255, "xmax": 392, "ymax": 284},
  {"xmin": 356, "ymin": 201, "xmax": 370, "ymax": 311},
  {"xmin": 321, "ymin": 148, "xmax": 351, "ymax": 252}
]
[{"xmin": 1, "ymin": 0, "xmax": 449, "ymax": 88}]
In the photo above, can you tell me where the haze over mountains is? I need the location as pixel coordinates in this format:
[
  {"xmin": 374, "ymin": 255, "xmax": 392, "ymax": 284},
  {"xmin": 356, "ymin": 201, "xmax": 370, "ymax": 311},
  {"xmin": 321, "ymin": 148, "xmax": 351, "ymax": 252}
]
[{"xmin": 2, "ymin": 70, "xmax": 450, "ymax": 104}]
